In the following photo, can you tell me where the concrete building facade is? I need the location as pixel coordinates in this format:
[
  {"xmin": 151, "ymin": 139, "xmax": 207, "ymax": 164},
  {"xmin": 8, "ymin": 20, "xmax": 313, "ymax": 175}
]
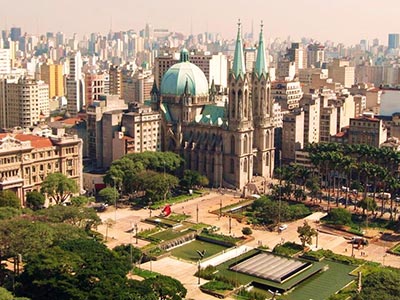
[{"xmin": 0, "ymin": 132, "xmax": 82, "ymax": 206}]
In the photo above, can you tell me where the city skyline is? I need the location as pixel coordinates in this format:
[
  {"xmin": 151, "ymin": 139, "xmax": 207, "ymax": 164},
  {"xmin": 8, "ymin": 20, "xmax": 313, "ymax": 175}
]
[{"xmin": 2, "ymin": 0, "xmax": 400, "ymax": 45}]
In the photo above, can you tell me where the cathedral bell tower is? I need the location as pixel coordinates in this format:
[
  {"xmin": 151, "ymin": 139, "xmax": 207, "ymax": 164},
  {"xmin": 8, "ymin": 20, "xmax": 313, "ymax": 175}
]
[
  {"xmin": 226, "ymin": 20, "xmax": 253, "ymax": 190},
  {"xmin": 252, "ymin": 22, "xmax": 275, "ymax": 178}
]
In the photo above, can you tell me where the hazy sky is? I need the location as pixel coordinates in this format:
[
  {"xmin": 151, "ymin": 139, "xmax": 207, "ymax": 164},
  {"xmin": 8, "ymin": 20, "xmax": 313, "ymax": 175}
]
[{"xmin": 1, "ymin": 0, "xmax": 399, "ymax": 45}]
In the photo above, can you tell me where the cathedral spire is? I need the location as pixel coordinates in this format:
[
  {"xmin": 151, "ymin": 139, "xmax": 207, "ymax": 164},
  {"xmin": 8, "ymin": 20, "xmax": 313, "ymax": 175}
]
[
  {"xmin": 255, "ymin": 21, "xmax": 268, "ymax": 78},
  {"xmin": 232, "ymin": 19, "xmax": 246, "ymax": 78}
]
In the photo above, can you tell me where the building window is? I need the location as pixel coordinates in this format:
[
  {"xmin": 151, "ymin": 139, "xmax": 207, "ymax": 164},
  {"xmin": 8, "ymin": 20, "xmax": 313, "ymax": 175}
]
[{"xmin": 230, "ymin": 159, "xmax": 234, "ymax": 174}]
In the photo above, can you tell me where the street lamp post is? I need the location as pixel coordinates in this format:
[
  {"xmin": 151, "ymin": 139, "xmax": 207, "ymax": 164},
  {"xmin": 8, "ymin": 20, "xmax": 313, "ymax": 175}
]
[
  {"xmin": 316, "ymin": 229, "xmax": 319, "ymax": 249},
  {"xmin": 135, "ymin": 223, "xmax": 138, "ymax": 244},
  {"xmin": 163, "ymin": 160, "xmax": 166, "ymax": 201},
  {"xmin": 130, "ymin": 224, "xmax": 133, "ymax": 266},
  {"xmin": 149, "ymin": 199, "xmax": 152, "ymax": 218},
  {"xmin": 228, "ymin": 215, "xmax": 232, "ymax": 235},
  {"xmin": 196, "ymin": 204, "xmax": 199, "ymax": 224},
  {"xmin": 219, "ymin": 199, "xmax": 222, "ymax": 220}
]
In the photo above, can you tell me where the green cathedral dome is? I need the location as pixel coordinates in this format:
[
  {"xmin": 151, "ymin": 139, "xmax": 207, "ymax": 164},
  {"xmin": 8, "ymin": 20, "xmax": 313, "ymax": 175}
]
[{"xmin": 160, "ymin": 49, "xmax": 209, "ymax": 97}]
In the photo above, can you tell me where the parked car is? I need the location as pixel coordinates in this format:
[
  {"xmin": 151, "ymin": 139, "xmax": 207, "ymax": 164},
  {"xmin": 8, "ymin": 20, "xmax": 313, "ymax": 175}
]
[{"xmin": 278, "ymin": 224, "xmax": 288, "ymax": 231}]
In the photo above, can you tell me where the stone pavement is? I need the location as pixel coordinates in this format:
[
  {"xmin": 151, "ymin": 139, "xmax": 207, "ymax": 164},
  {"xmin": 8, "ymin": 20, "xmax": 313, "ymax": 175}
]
[{"xmin": 94, "ymin": 191, "xmax": 400, "ymax": 300}]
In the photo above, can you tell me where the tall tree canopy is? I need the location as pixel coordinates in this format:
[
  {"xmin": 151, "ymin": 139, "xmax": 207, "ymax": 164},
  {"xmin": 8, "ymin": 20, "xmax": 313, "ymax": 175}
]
[
  {"xmin": 0, "ymin": 190, "xmax": 21, "ymax": 208},
  {"xmin": 41, "ymin": 173, "xmax": 78, "ymax": 205}
]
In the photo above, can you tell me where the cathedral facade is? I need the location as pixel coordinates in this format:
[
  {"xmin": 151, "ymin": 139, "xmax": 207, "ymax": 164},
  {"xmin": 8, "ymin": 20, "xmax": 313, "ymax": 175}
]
[{"xmin": 151, "ymin": 22, "xmax": 275, "ymax": 190}]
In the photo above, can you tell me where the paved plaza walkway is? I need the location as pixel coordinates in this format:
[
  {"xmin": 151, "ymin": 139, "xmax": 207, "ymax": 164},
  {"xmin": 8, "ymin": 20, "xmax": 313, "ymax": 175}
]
[{"xmin": 95, "ymin": 190, "xmax": 400, "ymax": 299}]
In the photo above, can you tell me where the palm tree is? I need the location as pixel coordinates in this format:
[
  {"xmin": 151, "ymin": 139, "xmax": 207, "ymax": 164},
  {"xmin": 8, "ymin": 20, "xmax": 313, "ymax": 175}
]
[
  {"xmin": 341, "ymin": 156, "xmax": 357, "ymax": 208},
  {"xmin": 386, "ymin": 176, "xmax": 400, "ymax": 220}
]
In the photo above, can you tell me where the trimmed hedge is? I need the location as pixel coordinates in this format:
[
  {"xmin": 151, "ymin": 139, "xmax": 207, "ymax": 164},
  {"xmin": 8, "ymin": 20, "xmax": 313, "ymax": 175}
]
[{"xmin": 201, "ymin": 280, "xmax": 234, "ymax": 291}]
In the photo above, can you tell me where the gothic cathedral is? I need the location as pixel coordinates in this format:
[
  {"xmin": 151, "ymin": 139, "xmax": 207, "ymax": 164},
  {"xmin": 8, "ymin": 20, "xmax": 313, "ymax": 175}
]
[{"xmin": 152, "ymin": 21, "xmax": 275, "ymax": 191}]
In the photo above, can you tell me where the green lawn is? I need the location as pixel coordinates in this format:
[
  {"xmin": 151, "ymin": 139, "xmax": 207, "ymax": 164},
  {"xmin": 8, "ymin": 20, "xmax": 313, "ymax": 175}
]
[
  {"xmin": 280, "ymin": 261, "xmax": 356, "ymax": 300},
  {"xmin": 170, "ymin": 240, "xmax": 228, "ymax": 262}
]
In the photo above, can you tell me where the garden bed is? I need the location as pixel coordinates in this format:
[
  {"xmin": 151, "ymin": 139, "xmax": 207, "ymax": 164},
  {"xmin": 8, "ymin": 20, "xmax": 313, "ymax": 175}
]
[{"xmin": 273, "ymin": 242, "xmax": 304, "ymax": 257}]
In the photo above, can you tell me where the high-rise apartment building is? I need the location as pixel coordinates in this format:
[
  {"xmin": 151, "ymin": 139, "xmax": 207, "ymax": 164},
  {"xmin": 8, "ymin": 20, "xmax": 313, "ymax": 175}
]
[
  {"xmin": 84, "ymin": 73, "xmax": 105, "ymax": 107},
  {"xmin": 40, "ymin": 62, "xmax": 64, "ymax": 98},
  {"xmin": 348, "ymin": 114, "xmax": 387, "ymax": 147},
  {"xmin": 271, "ymin": 81, "xmax": 303, "ymax": 110},
  {"xmin": 111, "ymin": 104, "xmax": 161, "ymax": 167},
  {"xmin": 154, "ymin": 51, "xmax": 228, "ymax": 90},
  {"xmin": 307, "ymin": 44, "xmax": 325, "ymax": 68},
  {"xmin": 300, "ymin": 93, "xmax": 320, "ymax": 145},
  {"xmin": 66, "ymin": 51, "xmax": 84, "ymax": 115},
  {"xmin": 328, "ymin": 59, "xmax": 355, "ymax": 88},
  {"xmin": 282, "ymin": 108, "xmax": 304, "ymax": 162},
  {"xmin": 276, "ymin": 59, "xmax": 296, "ymax": 81},
  {"xmin": 286, "ymin": 43, "xmax": 307, "ymax": 74},
  {"xmin": 0, "ymin": 49, "xmax": 11, "ymax": 75},
  {"xmin": 388, "ymin": 33, "xmax": 400, "ymax": 49},
  {"xmin": 10, "ymin": 27, "xmax": 21, "ymax": 42},
  {"xmin": 6, "ymin": 77, "xmax": 49, "ymax": 128},
  {"xmin": 86, "ymin": 95, "xmax": 128, "ymax": 168},
  {"xmin": 109, "ymin": 65, "xmax": 122, "ymax": 97}
]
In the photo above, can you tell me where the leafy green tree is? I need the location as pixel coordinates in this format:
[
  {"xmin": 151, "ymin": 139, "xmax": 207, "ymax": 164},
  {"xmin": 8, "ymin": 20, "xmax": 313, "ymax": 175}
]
[
  {"xmin": 180, "ymin": 170, "xmax": 209, "ymax": 189},
  {"xmin": 0, "ymin": 207, "xmax": 21, "ymax": 220},
  {"xmin": 125, "ymin": 151, "xmax": 183, "ymax": 174},
  {"xmin": 70, "ymin": 196, "xmax": 90, "ymax": 207},
  {"xmin": 16, "ymin": 247, "xmax": 85, "ymax": 300},
  {"xmin": 359, "ymin": 269, "xmax": 400, "ymax": 300},
  {"xmin": 113, "ymin": 244, "xmax": 143, "ymax": 265},
  {"xmin": 134, "ymin": 170, "xmax": 179, "ymax": 202},
  {"xmin": 297, "ymin": 221, "xmax": 317, "ymax": 248},
  {"xmin": 0, "ymin": 190, "xmax": 21, "ymax": 208},
  {"xmin": 357, "ymin": 197, "xmax": 377, "ymax": 216},
  {"xmin": 251, "ymin": 197, "xmax": 289, "ymax": 225},
  {"xmin": 41, "ymin": 173, "xmax": 78, "ymax": 205},
  {"xmin": 0, "ymin": 287, "xmax": 29, "ymax": 300},
  {"xmin": 328, "ymin": 208, "xmax": 352, "ymax": 225},
  {"xmin": 144, "ymin": 275, "xmax": 187, "ymax": 300},
  {"xmin": 16, "ymin": 238, "xmax": 133, "ymax": 300},
  {"xmin": 98, "ymin": 187, "xmax": 119, "ymax": 205},
  {"xmin": 0, "ymin": 218, "xmax": 55, "ymax": 261},
  {"xmin": 35, "ymin": 205, "xmax": 101, "ymax": 231},
  {"xmin": 26, "ymin": 191, "xmax": 45, "ymax": 210},
  {"xmin": 241, "ymin": 227, "xmax": 252, "ymax": 235}
]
